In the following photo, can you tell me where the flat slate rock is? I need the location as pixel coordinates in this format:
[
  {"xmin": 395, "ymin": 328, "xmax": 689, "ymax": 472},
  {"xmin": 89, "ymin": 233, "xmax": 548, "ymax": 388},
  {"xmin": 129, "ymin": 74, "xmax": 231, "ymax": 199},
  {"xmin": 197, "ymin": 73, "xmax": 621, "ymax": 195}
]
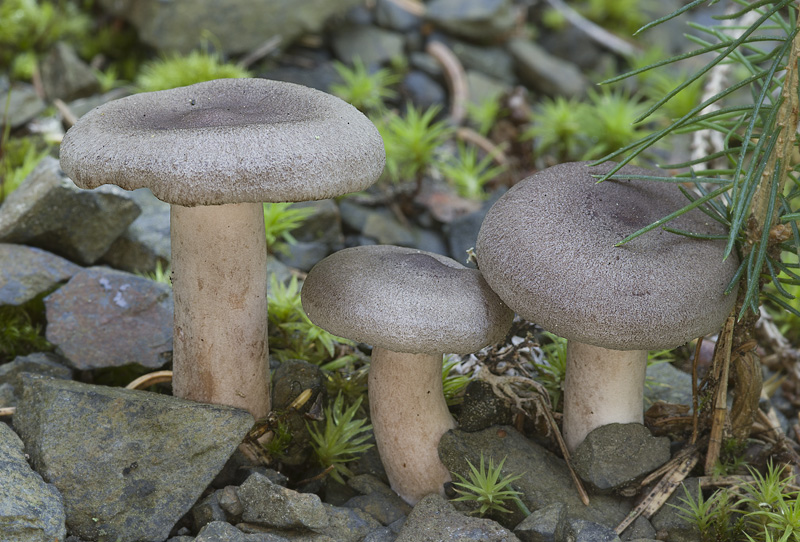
[
  {"xmin": 45, "ymin": 266, "xmax": 173, "ymax": 370},
  {"xmin": 0, "ymin": 243, "xmax": 82, "ymax": 306},
  {"xmin": 13, "ymin": 376, "xmax": 254, "ymax": 542},
  {"xmin": 0, "ymin": 422, "xmax": 66, "ymax": 542},
  {"xmin": 0, "ymin": 156, "xmax": 140, "ymax": 265}
]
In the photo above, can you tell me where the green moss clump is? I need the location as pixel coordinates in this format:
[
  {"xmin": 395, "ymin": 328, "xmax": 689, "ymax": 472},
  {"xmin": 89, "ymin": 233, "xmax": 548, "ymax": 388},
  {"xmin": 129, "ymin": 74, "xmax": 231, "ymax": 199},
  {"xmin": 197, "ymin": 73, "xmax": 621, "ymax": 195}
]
[{"xmin": 135, "ymin": 50, "xmax": 251, "ymax": 92}]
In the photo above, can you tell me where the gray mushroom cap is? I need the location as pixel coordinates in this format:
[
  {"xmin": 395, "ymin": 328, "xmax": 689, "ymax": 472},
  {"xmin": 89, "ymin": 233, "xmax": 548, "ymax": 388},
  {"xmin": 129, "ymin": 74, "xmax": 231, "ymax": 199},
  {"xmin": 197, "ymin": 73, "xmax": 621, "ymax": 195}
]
[
  {"xmin": 59, "ymin": 78, "xmax": 386, "ymax": 206},
  {"xmin": 476, "ymin": 161, "xmax": 739, "ymax": 351},
  {"xmin": 301, "ymin": 245, "xmax": 514, "ymax": 355}
]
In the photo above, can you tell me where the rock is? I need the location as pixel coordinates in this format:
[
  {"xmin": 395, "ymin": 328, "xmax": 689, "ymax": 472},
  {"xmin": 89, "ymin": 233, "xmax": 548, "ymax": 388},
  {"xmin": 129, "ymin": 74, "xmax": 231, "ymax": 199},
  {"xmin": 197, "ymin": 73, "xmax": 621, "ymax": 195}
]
[
  {"xmin": 375, "ymin": 0, "xmax": 422, "ymax": 32},
  {"xmin": 0, "ymin": 78, "xmax": 46, "ymax": 129},
  {"xmin": 439, "ymin": 427, "xmax": 631, "ymax": 529},
  {"xmin": 649, "ymin": 478, "xmax": 703, "ymax": 542},
  {"xmin": 0, "ymin": 352, "xmax": 72, "ymax": 406},
  {"xmin": 395, "ymin": 493, "xmax": 520, "ymax": 541},
  {"xmin": 330, "ymin": 24, "xmax": 406, "ymax": 68},
  {"xmin": 101, "ymin": 188, "xmax": 171, "ymax": 274},
  {"xmin": 444, "ymin": 190, "xmax": 503, "ymax": 266},
  {"xmin": 401, "ymin": 70, "xmax": 447, "ymax": 111},
  {"xmin": 0, "ymin": 422, "xmax": 66, "ymax": 542},
  {"xmin": 39, "ymin": 42, "xmax": 100, "ymax": 102},
  {"xmin": 364, "ymin": 526, "xmax": 398, "ymax": 542},
  {"xmin": 513, "ymin": 502, "xmax": 563, "ymax": 542},
  {"xmin": 0, "ymin": 156, "xmax": 140, "ymax": 265},
  {"xmin": 0, "ymin": 243, "xmax": 81, "ymax": 306},
  {"xmin": 425, "ymin": 0, "xmax": 518, "ymax": 43},
  {"xmin": 44, "ymin": 267, "xmax": 173, "ymax": 370},
  {"xmin": 558, "ymin": 518, "xmax": 621, "ymax": 542},
  {"xmin": 192, "ymin": 490, "xmax": 229, "ymax": 532},
  {"xmin": 572, "ymin": 424, "xmax": 671, "ymax": 492},
  {"xmin": 449, "ymin": 41, "xmax": 516, "ymax": 84},
  {"xmin": 457, "ymin": 379, "xmax": 514, "ymax": 431},
  {"xmin": 275, "ymin": 200, "xmax": 344, "ymax": 272},
  {"xmin": 506, "ymin": 38, "xmax": 588, "ymax": 98},
  {"xmin": 97, "ymin": 0, "xmax": 365, "ymax": 55},
  {"xmin": 344, "ymin": 493, "xmax": 410, "ymax": 526},
  {"xmin": 195, "ymin": 520, "xmax": 289, "ymax": 541},
  {"xmin": 619, "ymin": 516, "xmax": 657, "ymax": 541},
  {"xmin": 262, "ymin": 60, "xmax": 341, "ymax": 94},
  {"xmin": 320, "ymin": 503, "xmax": 383, "ymax": 542},
  {"xmin": 13, "ymin": 375, "xmax": 254, "ymax": 542},
  {"xmin": 465, "ymin": 70, "xmax": 509, "ymax": 107},
  {"xmin": 237, "ymin": 471, "xmax": 330, "ymax": 530},
  {"xmin": 645, "ymin": 362, "xmax": 693, "ymax": 407}
]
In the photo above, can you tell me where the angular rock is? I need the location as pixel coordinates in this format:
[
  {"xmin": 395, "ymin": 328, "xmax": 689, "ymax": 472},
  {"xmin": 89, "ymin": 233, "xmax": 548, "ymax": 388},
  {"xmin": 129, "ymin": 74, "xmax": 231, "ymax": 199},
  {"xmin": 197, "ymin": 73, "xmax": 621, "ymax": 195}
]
[
  {"xmin": 13, "ymin": 376, "xmax": 254, "ymax": 542},
  {"xmin": 645, "ymin": 362, "xmax": 694, "ymax": 407},
  {"xmin": 194, "ymin": 521, "xmax": 289, "ymax": 541},
  {"xmin": 39, "ymin": 42, "xmax": 100, "ymax": 102},
  {"xmin": 506, "ymin": 38, "xmax": 588, "ymax": 98},
  {"xmin": 558, "ymin": 518, "xmax": 621, "ymax": 542},
  {"xmin": 344, "ymin": 493, "xmax": 410, "ymax": 526},
  {"xmin": 401, "ymin": 71, "xmax": 447, "ymax": 111},
  {"xmin": 457, "ymin": 379, "xmax": 514, "ymax": 432},
  {"xmin": 0, "ymin": 78, "xmax": 46, "ymax": 130},
  {"xmin": 97, "ymin": 0, "xmax": 364, "ymax": 54},
  {"xmin": 572, "ymin": 424, "xmax": 670, "ymax": 492},
  {"xmin": 0, "ymin": 243, "xmax": 82, "ymax": 306},
  {"xmin": 439, "ymin": 427, "xmax": 631, "ymax": 529},
  {"xmin": 0, "ymin": 157, "xmax": 140, "ymax": 265},
  {"xmin": 513, "ymin": 502, "xmax": 563, "ymax": 542},
  {"xmin": 101, "ymin": 188, "xmax": 171, "ymax": 274},
  {"xmin": 395, "ymin": 494, "xmax": 520, "ymax": 541},
  {"xmin": 375, "ymin": 0, "xmax": 422, "ymax": 31},
  {"xmin": 0, "ymin": 422, "xmax": 66, "ymax": 542},
  {"xmin": 45, "ymin": 267, "xmax": 173, "ymax": 370},
  {"xmin": 425, "ymin": 0, "xmax": 518, "ymax": 43},
  {"xmin": 0, "ymin": 352, "xmax": 72, "ymax": 405},
  {"xmin": 237, "ymin": 471, "xmax": 329, "ymax": 530},
  {"xmin": 320, "ymin": 504, "xmax": 382, "ymax": 542},
  {"xmin": 330, "ymin": 24, "xmax": 406, "ymax": 68}
]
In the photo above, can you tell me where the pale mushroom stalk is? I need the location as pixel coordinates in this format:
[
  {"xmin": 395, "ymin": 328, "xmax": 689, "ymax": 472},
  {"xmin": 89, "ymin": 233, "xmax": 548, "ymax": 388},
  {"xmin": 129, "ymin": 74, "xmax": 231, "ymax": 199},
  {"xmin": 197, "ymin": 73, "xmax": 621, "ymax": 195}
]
[
  {"xmin": 561, "ymin": 342, "xmax": 647, "ymax": 452},
  {"xmin": 171, "ymin": 203, "xmax": 269, "ymax": 418},
  {"xmin": 369, "ymin": 347, "xmax": 456, "ymax": 504}
]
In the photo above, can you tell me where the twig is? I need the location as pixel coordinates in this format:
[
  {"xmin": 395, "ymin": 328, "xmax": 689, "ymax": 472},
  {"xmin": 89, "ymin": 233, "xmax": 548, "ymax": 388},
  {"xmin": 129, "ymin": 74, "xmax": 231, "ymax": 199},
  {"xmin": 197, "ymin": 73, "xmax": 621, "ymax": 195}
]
[
  {"xmin": 0, "ymin": 406, "xmax": 15, "ymax": 417},
  {"xmin": 691, "ymin": 337, "xmax": 703, "ymax": 445},
  {"xmin": 455, "ymin": 126, "xmax": 509, "ymax": 166},
  {"xmin": 54, "ymin": 98, "xmax": 78, "ymax": 128},
  {"xmin": 296, "ymin": 464, "xmax": 335, "ymax": 486},
  {"xmin": 125, "ymin": 370, "xmax": 173, "ymax": 390},
  {"xmin": 544, "ymin": 0, "xmax": 640, "ymax": 58},
  {"xmin": 616, "ymin": 450, "xmax": 699, "ymax": 535},
  {"xmin": 426, "ymin": 41, "xmax": 468, "ymax": 126},
  {"xmin": 238, "ymin": 35, "xmax": 283, "ymax": 69},
  {"xmin": 705, "ymin": 317, "xmax": 735, "ymax": 475}
]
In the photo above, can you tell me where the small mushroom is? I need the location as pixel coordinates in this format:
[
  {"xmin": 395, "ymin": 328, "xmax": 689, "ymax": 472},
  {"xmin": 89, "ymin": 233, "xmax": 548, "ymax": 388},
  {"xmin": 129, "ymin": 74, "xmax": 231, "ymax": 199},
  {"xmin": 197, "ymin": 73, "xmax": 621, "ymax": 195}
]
[
  {"xmin": 59, "ymin": 78, "xmax": 385, "ymax": 419},
  {"xmin": 476, "ymin": 161, "xmax": 739, "ymax": 451},
  {"xmin": 300, "ymin": 245, "xmax": 513, "ymax": 504}
]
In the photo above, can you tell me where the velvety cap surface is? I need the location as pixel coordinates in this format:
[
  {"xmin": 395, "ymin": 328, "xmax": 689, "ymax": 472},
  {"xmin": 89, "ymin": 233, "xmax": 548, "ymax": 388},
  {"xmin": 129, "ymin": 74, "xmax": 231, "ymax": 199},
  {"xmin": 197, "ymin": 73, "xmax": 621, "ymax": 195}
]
[
  {"xmin": 476, "ymin": 161, "xmax": 739, "ymax": 351},
  {"xmin": 59, "ymin": 78, "xmax": 385, "ymax": 206},
  {"xmin": 301, "ymin": 245, "xmax": 514, "ymax": 355}
]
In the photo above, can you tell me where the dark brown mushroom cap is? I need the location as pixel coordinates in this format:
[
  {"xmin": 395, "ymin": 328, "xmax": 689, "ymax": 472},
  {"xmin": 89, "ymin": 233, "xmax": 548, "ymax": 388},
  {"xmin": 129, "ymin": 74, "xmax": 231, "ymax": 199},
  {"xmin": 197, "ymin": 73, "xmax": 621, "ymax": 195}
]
[
  {"xmin": 59, "ymin": 78, "xmax": 385, "ymax": 206},
  {"xmin": 476, "ymin": 161, "xmax": 739, "ymax": 351},
  {"xmin": 301, "ymin": 245, "xmax": 514, "ymax": 355}
]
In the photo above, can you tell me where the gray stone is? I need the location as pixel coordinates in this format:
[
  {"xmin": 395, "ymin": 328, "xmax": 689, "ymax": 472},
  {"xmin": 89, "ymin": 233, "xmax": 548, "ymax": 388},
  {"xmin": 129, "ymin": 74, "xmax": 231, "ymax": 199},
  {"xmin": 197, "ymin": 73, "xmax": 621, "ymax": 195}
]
[
  {"xmin": 331, "ymin": 24, "xmax": 406, "ymax": 68},
  {"xmin": 444, "ymin": 190, "xmax": 503, "ymax": 266},
  {"xmin": 395, "ymin": 494, "xmax": 520, "ymax": 541},
  {"xmin": 0, "ymin": 243, "xmax": 81, "ymax": 306},
  {"xmin": 44, "ymin": 267, "xmax": 173, "ymax": 370},
  {"xmin": 237, "ymin": 471, "xmax": 329, "ymax": 530},
  {"xmin": 439, "ymin": 427, "xmax": 631, "ymax": 529},
  {"xmin": 195, "ymin": 521, "xmax": 289, "ymax": 541},
  {"xmin": 402, "ymin": 71, "xmax": 447, "ymax": 111},
  {"xmin": 0, "ymin": 78, "xmax": 46, "ymax": 129},
  {"xmin": 645, "ymin": 362, "xmax": 693, "ymax": 408},
  {"xmin": 344, "ymin": 493, "xmax": 410, "ymax": 526},
  {"xmin": 0, "ymin": 156, "xmax": 140, "ymax": 265},
  {"xmin": 364, "ymin": 526, "xmax": 398, "ymax": 542},
  {"xmin": 619, "ymin": 516, "xmax": 657, "ymax": 541},
  {"xmin": 39, "ymin": 42, "xmax": 100, "ymax": 102},
  {"xmin": 320, "ymin": 503, "xmax": 383, "ymax": 542},
  {"xmin": 506, "ymin": 38, "xmax": 588, "ymax": 98},
  {"xmin": 513, "ymin": 502, "xmax": 563, "ymax": 542},
  {"xmin": 466, "ymin": 70, "xmax": 509, "ymax": 107},
  {"xmin": 192, "ymin": 490, "xmax": 228, "ymax": 532},
  {"xmin": 572, "ymin": 424, "xmax": 671, "ymax": 492},
  {"xmin": 0, "ymin": 422, "xmax": 66, "ymax": 542},
  {"xmin": 450, "ymin": 41, "xmax": 516, "ymax": 84},
  {"xmin": 457, "ymin": 379, "xmax": 514, "ymax": 431},
  {"xmin": 101, "ymin": 188, "xmax": 171, "ymax": 274},
  {"xmin": 425, "ymin": 0, "xmax": 518, "ymax": 43},
  {"xmin": 0, "ymin": 352, "xmax": 72, "ymax": 405},
  {"xmin": 558, "ymin": 518, "xmax": 621, "ymax": 542},
  {"xmin": 375, "ymin": 0, "xmax": 422, "ymax": 32},
  {"xmin": 13, "ymin": 376, "xmax": 254, "ymax": 542},
  {"xmin": 97, "ymin": 0, "xmax": 364, "ymax": 55}
]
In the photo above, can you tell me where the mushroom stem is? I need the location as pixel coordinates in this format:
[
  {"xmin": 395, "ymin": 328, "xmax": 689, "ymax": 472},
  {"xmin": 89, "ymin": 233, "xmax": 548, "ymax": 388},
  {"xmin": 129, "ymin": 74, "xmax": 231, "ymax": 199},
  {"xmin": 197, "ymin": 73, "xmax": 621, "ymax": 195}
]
[
  {"xmin": 170, "ymin": 202, "xmax": 270, "ymax": 419},
  {"xmin": 369, "ymin": 347, "xmax": 456, "ymax": 505},
  {"xmin": 562, "ymin": 342, "xmax": 647, "ymax": 452}
]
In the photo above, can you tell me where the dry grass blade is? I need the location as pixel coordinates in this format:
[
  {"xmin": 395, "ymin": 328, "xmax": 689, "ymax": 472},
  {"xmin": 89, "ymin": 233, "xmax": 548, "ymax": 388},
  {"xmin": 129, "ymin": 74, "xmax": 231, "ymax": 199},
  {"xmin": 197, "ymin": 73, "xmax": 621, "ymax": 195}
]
[
  {"xmin": 455, "ymin": 126, "xmax": 509, "ymax": 166},
  {"xmin": 615, "ymin": 451, "xmax": 699, "ymax": 536},
  {"xmin": 426, "ymin": 40, "xmax": 468, "ymax": 125},
  {"xmin": 705, "ymin": 316, "xmax": 735, "ymax": 475},
  {"xmin": 125, "ymin": 370, "xmax": 173, "ymax": 390},
  {"xmin": 0, "ymin": 406, "xmax": 15, "ymax": 417}
]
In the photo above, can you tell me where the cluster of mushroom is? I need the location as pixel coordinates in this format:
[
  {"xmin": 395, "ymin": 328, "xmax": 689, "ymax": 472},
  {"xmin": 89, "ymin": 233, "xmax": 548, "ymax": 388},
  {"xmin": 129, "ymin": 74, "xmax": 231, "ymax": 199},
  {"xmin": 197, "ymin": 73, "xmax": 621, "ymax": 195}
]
[{"xmin": 61, "ymin": 78, "xmax": 740, "ymax": 508}]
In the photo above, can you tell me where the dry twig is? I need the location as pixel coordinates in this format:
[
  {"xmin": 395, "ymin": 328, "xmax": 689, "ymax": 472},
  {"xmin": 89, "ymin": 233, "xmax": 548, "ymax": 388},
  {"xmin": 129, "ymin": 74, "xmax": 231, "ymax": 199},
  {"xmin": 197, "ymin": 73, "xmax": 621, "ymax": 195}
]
[
  {"xmin": 426, "ymin": 41, "xmax": 468, "ymax": 126},
  {"xmin": 125, "ymin": 370, "xmax": 173, "ymax": 390}
]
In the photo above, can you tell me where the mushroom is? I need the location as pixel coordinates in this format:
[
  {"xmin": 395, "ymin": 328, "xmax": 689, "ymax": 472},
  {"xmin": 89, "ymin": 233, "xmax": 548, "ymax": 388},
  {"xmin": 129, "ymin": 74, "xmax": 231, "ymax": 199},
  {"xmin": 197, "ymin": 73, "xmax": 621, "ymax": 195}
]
[
  {"xmin": 476, "ymin": 161, "xmax": 739, "ymax": 451},
  {"xmin": 59, "ymin": 78, "xmax": 385, "ymax": 419},
  {"xmin": 300, "ymin": 245, "xmax": 513, "ymax": 504}
]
